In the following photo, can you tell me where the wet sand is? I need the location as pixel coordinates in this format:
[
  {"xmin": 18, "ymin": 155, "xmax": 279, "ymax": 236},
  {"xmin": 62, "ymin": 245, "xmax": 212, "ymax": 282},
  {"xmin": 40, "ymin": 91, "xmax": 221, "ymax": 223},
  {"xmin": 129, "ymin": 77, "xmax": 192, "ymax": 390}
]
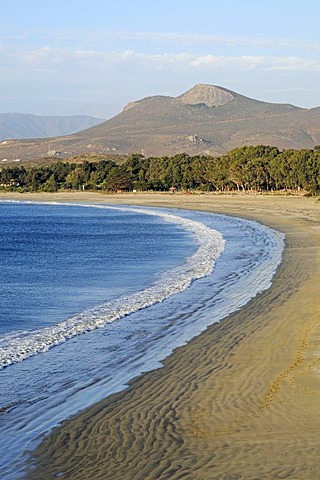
[{"xmin": 2, "ymin": 192, "xmax": 320, "ymax": 479}]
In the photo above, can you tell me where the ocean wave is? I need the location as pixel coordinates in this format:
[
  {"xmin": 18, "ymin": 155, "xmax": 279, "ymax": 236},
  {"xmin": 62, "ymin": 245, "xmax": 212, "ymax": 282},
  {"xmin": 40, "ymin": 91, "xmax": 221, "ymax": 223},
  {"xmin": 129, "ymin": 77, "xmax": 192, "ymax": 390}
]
[{"xmin": 0, "ymin": 204, "xmax": 225, "ymax": 369}]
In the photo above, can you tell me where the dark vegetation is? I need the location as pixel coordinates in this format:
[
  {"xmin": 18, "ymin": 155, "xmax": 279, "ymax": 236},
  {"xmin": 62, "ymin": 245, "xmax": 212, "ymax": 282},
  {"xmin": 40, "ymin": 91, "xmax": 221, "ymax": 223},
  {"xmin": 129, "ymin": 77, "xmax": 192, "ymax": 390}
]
[{"xmin": 1, "ymin": 145, "xmax": 320, "ymax": 194}]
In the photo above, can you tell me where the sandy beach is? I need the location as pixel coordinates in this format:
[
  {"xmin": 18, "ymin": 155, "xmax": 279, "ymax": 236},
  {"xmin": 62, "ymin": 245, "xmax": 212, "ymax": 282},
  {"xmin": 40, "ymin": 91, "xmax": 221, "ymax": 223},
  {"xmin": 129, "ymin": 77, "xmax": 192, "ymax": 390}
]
[{"xmin": 1, "ymin": 191, "xmax": 320, "ymax": 479}]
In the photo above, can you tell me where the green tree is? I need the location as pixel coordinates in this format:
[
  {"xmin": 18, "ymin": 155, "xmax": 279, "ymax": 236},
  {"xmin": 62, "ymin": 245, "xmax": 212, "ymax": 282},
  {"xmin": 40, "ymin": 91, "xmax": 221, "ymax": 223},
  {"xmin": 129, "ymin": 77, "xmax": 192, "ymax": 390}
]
[
  {"xmin": 104, "ymin": 165, "xmax": 133, "ymax": 191},
  {"xmin": 42, "ymin": 175, "xmax": 58, "ymax": 192},
  {"xmin": 65, "ymin": 167, "xmax": 86, "ymax": 190}
]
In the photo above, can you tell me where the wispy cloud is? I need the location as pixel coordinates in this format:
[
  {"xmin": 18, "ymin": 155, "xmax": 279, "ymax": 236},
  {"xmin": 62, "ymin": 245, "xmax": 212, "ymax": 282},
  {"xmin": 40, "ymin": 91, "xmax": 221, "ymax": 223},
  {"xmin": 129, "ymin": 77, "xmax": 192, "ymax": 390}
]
[
  {"xmin": 189, "ymin": 54, "xmax": 320, "ymax": 71},
  {"xmin": 3, "ymin": 45, "xmax": 320, "ymax": 73},
  {"xmin": 21, "ymin": 46, "xmax": 67, "ymax": 65},
  {"xmin": 1, "ymin": 25, "xmax": 320, "ymax": 52},
  {"xmin": 102, "ymin": 31, "xmax": 320, "ymax": 51}
]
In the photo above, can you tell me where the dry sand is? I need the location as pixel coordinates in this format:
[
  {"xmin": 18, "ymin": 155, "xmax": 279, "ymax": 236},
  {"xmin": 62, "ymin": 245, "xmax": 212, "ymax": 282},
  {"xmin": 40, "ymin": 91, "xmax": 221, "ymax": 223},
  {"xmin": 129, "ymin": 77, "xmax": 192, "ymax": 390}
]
[{"xmin": 2, "ymin": 192, "xmax": 320, "ymax": 479}]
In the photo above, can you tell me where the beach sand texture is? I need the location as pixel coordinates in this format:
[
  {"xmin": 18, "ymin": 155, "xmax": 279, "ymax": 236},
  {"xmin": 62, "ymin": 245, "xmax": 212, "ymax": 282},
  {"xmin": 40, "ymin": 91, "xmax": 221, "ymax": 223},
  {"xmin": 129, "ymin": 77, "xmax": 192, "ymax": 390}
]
[{"xmin": 1, "ymin": 192, "xmax": 320, "ymax": 479}]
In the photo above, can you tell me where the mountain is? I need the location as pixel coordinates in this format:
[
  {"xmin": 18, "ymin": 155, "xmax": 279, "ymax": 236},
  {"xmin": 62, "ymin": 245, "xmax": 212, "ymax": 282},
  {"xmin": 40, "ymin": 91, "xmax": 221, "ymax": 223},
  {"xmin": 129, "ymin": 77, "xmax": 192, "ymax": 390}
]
[
  {"xmin": 1, "ymin": 85, "xmax": 320, "ymax": 162},
  {"xmin": 0, "ymin": 113, "xmax": 105, "ymax": 141}
]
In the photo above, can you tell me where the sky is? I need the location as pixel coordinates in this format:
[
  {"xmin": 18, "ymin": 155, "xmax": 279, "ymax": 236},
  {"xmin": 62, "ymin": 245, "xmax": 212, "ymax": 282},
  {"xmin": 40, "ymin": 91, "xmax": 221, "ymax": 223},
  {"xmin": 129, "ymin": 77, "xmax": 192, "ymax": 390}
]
[{"xmin": 1, "ymin": 0, "xmax": 320, "ymax": 118}]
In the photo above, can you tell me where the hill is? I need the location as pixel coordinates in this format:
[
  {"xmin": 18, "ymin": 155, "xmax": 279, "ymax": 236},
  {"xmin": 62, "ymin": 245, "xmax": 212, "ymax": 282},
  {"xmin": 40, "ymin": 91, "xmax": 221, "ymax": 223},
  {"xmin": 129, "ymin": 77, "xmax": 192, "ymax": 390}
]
[
  {"xmin": 1, "ymin": 84, "xmax": 320, "ymax": 162},
  {"xmin": 0, "ymin": 113, "xmax": 105, "ymax": 141}
]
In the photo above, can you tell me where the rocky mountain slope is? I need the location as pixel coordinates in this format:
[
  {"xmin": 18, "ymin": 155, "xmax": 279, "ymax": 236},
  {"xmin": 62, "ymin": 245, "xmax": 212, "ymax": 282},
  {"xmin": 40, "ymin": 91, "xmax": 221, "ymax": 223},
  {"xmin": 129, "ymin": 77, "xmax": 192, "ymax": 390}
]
[{"xmin": 1, "ymin": 84, "xmax": 319, "ymax": 162}]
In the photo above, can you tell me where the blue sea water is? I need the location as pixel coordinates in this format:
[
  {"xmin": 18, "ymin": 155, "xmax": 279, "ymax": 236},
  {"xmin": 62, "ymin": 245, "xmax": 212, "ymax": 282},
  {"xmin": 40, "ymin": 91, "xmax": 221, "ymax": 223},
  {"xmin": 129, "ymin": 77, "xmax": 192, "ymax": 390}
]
[{"xmin": 0, "ymin": 201, "xmax": 284, "ymax": 479}]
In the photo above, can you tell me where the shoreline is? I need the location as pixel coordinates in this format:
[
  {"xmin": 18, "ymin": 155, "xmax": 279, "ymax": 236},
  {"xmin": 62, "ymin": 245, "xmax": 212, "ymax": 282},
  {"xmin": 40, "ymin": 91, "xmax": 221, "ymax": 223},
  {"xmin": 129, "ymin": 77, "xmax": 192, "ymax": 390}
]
[{"xmin": 2, "ymin": 192, "xmax": 320, "ymax": 479}]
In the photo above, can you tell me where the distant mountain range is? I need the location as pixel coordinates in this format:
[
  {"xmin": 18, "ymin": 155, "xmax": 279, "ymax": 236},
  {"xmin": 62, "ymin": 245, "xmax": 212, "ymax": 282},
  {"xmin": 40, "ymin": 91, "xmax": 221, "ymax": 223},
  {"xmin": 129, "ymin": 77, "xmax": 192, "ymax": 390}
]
[
  {"xmin": 1, "ymin": 84, "xmax": 320, "ymax": 162},
  {"xmin": 0, "ymin": 113, "xmax": 105, "ymax": 141}
]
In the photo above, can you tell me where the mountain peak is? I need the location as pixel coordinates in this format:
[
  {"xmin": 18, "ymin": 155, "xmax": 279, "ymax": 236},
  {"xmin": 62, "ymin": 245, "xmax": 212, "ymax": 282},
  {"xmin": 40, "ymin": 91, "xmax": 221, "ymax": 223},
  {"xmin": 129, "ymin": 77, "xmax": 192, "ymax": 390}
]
[{"xmin": 175, "ymin": 84, "xmax": 235, "ymax": 107}]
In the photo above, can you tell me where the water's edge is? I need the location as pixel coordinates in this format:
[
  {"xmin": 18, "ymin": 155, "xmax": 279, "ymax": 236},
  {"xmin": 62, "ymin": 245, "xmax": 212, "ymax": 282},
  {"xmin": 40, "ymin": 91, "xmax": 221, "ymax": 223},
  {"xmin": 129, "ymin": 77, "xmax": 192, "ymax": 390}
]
[{"xmin": 0, "ymin": 202, "xmax": 285, "ymax": 480}]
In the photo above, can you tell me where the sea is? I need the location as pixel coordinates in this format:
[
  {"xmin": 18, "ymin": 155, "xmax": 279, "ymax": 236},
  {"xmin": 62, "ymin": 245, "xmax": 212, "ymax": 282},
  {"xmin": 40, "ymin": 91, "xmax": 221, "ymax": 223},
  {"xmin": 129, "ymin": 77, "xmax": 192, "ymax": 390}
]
[{"xmin": 0, "ymin": 200, "xmax": 285, "ymax": 479}]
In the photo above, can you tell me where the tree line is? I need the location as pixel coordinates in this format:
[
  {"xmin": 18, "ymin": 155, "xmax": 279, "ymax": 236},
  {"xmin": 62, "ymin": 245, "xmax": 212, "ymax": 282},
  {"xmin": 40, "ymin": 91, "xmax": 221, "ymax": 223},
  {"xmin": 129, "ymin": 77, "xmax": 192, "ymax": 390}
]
[{"xmin": 1, "ymin": 145, "xmax": 320, "ymax": 194}]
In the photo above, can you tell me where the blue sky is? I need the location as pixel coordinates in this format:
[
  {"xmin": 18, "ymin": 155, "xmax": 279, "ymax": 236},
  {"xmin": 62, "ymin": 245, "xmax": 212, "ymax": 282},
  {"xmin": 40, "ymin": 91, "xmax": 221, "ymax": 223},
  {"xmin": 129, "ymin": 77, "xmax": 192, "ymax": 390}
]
[{"xmin": 1, "ymin": 0, "xmax": 320, "ymax": 117}]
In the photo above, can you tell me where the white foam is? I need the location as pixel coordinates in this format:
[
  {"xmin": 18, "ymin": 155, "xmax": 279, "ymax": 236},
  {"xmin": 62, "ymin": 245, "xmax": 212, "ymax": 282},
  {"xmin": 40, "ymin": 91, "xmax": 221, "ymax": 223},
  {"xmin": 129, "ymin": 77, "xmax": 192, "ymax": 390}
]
[{"xmin": 0, "ymin": 203, "xmax": 225, "ymax": 369}]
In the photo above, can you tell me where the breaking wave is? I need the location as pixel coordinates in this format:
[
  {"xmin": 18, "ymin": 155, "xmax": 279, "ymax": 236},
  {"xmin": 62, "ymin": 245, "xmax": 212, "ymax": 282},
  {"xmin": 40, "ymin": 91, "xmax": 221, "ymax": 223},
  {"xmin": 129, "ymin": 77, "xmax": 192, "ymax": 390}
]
[{"xmin": 0, "ymin": 204, "xmax": 225, "ymax": 369}]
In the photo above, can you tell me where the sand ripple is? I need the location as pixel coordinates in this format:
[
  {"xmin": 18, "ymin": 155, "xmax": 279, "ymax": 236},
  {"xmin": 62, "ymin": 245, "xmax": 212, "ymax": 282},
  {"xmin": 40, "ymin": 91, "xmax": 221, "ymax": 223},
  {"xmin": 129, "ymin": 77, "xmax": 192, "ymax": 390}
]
[{"xmin": 21, "ymin": 193, "xmax": 320, "ymax": 480}]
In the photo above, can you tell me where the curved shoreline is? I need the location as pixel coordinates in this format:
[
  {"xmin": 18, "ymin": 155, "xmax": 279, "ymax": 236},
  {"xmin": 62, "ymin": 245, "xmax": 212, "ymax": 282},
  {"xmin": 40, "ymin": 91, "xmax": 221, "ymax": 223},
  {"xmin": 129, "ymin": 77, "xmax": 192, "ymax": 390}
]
[
  {"xmin": 2, "ymin": 192, "xmax": 320, "ymax": 480},
  {"xmin": 0, "ymin": 204, "xmax": 225, "ymax": 369}
]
